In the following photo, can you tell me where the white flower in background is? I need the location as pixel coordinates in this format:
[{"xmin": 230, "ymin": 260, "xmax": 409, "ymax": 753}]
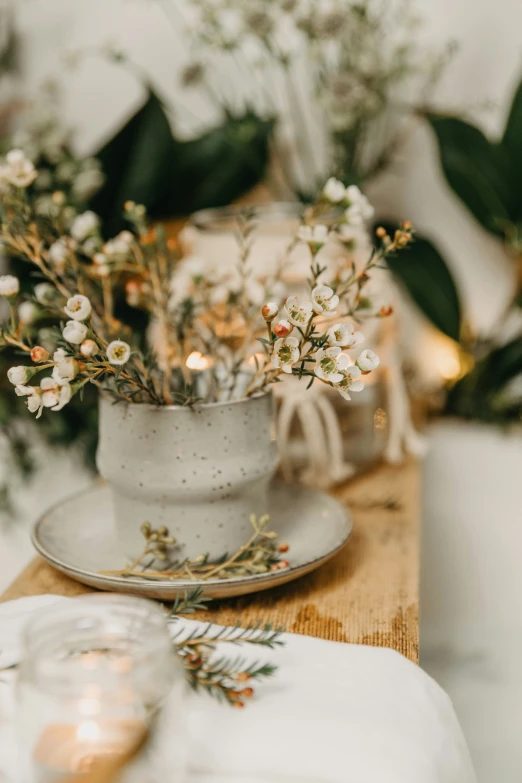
[
  {"xmin": 311, "ymin": 285, "xmax": 339, "ymax": 315},
  {"xmin": 337, "ymin": 365, "xmax": 365, "ymax": 401},
  {"xmin": 323, "ymin": 177, "xmax": 346, "ymax": 203},
  {"xmin": 314, "ymin": 346, "xmax": 349, "ymax": 384},
  {"xmin": 273, "ymin": 319, "xmax": 293, "ymax": 338},
  {"xmin": 41, "ymin": 376, "xmax": 72, "ymax": 412},
  {"xmin": 216, "ymin": 8, "xmax": 243, "ymax": 45},
  {"xmin": 72, "ymin": 165, "xmax": 104, "ymax": 201},
  {"xmin": 64, "ymin": 294, "xmax": 92, "ymax": 321},
  {"xmin": 80, "ymin": 339, "xmax": 98, "ymax": 358},
  {"xmin": 285, "ymin": 295, "xmax": 313, "ymax": 326},
  {"xmin": 103, "ymin": 231, "xmax": 134, "ymax": 256},
  {"xmin": 52, "ymin": 348, "xmax": 78, "ymax": 382},
  {"xmin": 356, "ymin": 348, "xmax": 380, "ymax": 372},
  {"xmin": 18, "ymin": 301, "xmax": 39, "ymax": 325},
  {"xmin": 56, "ymin": 160, "xmax": 76, "ymax": 183},
  {"xmin": 1, "ymin": 149, "xmax": 37, "ymax": 188},
  {"xmin": 7, "ymin": 366, "xmax": 30, "ymax": 385},
  {"xmin": 15, "ymin": 384, "xmax": 43, "ymax": 417},
  {"xmin": 297, "ymin": 224, "xmax": 329, "ymax": 250},
  {"xmin": 82, "ymin": 237, "xmax": 101, "ymax": 258},
  {"xmin": 338, "ymin": 223, "xmax": 366, "ymax": 246},
  {"xmin": 106, "ymin": 340, "xmax": 131, "ymax": 366},
  {"xmin": 0, "ymin": 275, "xmax": 19, "ymax": 297},
  {"xmin": 71, "ymin": 211, "xmax": 100, "ymax": 242},
  {"xmin": 34, "ymin": 282, "xmax": 55, "ymax": 305},
  {"xmin": 271, "ymin": 336, "xmax": 300, "ymax": 374},
  {"xmin": 261, "ymin": 302, "xmax": 279, "ymax": 322},
  {"xmin": 48, "ymin": 239, "xmax": 69, "ymax": 271},
  {"xmin": 62, "ymin": 320, "xmax": 88, "ymax": 344},
  {"xmin": 326, "ymin": 322, "xmax": 364, "ymax": 348},
  {"xmin": 344, "ymin": 185, "xmax": 374, "ymax": 226}
]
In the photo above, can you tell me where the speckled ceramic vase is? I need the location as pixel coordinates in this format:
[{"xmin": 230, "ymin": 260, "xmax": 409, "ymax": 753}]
[{"xmin": 96, "ymin": 393, "xmax": 279, "ymax": 560}]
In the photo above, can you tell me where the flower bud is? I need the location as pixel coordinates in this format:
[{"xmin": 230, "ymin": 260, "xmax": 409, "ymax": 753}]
[
  {"xmin": 30, "ymin": 346, "xmax": 50, "ymax": 363},
  {"xmin": 356, "ymin": 348, "xmax": 380, "ymax": 373},
  {"xmin": 378, "ymin": 305, "xmax": 393, "ymax": 317},
  {"xmin": 80, "ymin": 339, "xmax": 98, "ymax": 357},
  {"xmin": 261, "ymin": 302, "xmax": 279, "ymax": 322},
  {"xmin": 273, "ymin": 319, "xmax": 293, "ymax": 338}
]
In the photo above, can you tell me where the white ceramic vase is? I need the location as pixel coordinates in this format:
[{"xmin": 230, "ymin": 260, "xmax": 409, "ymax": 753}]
[{"xmin": 96, "ymin": 393, "xmax": 279, "ymax": 559}]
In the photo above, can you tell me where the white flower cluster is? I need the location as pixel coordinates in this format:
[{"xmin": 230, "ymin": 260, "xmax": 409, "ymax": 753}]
[
  {"xmin": 0, "ymin": 150, "xmax": 37, "ymax": 189},
  {"xmin": 0, "ymin": 281, "xmax": 134, "ymax": 416},
  {"xmin": 322, "ymin": 179, "xmax": 374, "ymax": 226},
  {"xmin": 267, "ymin": 294, "xmax": 380, "ymax": 400}
]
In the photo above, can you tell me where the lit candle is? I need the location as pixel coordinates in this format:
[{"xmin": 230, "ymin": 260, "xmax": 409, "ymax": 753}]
[
  {"xmin": 185, "ymin": 351, "xmax": 213, "ymax": 399},
  {"xmin": 32, "ymin": 718, "xmax": 145, "ymax": 781}
]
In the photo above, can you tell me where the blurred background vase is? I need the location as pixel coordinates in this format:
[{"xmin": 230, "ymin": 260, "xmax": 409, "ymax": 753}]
[{"xmin": 421, "ymin": 419, "xmax": 522, "ymax": 782}]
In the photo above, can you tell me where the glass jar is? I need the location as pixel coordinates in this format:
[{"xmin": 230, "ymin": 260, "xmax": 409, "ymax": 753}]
[{"xmin": 16, "ymin": 594, "xmax": 186, "ymax": 783}]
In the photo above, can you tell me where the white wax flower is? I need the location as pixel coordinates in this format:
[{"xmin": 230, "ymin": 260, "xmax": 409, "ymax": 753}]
[
  {"xmin": 52, "ymin": 348, "xmax": 78, "ymax": 382},
  {"xmin": 8, "ymin": 366, "xmax": 30, "ymax": 385},
  {"xmin": 18, "ymin": 301, "xmax": 39, "ymax": 325},
  {"xmin": 72, "ymin": 167, "xmax": 104, "ymax": 200},
  {"xmin": 103, "ymin": 231, "xmax": 134, "ymax": 256},
  {"xmin": 48, "ymin": 239, "xmax": 69, "ymax": 270},
  {"xmin": 15, "ymin": 385, "xmax": 43, "ymax": 417},
  {"xmin": 344, "ymin": 185, "xmax": 374, "ymax": 225},
  {"xmin": 80, "ymin": 339, "xmax": 98, "ymax": 357},
  {"xmin": 273, "ymin": 319, "xmax": 293, "ymax": 338},
  {"xmin": 285, "ymin": 295, "xmax": 313, "ymax": 326},
  {"xmin": 0, "ymin": 275, "xmax": 19, "ymax": 297},
  {"xmin": 311, "ymin": 285, "xmax": 339, "ymax": 315},
  {"xmin": 64, "ymin": 294, "xmax": 92, "ymax": 321},
  {"xmin": 261, "ymin": 302, "xmax": 279, "ymax": 322},
  {"xmin": 297, "ymin": 224, "xmax": 329, "ymax": 247},
  {"xmin": 106, "ymin": 340, "xmax": 131, "ymax": 365},
  {"xmin": 327, "ymin": 322, "xmax": 364, "ymax": 348},
  {"xmin": 271, "ymin": 336, "xmax": 300, "ymax": 374},
  {"xmin": 323, "ymin": 177, "xmax": 346, "ymax": 203},
  {"xmin": 62, "ymin": 320, "xmax": 88, "ymax": 344},
  {"xmin": 71, "ymin": 211, "xmax": 100, "ymax": 242},
  {"xmin": 41, "ymin": 376, "xmax": 72, "ymax": 411},
  {"xmin": 2, "ymin": 149, "xmax": 37, "ymax": 188},
  {"xmin": 34, "ymin": 283, "xmax": 55, "ymax": 305},
  {"xmin": 337, "ymin": 366, "xmax": 365, "ymax": 401},
  {"xmin": 314, "ymin": 346, "xmax": 349, "ymax": 384},
  {"xmin": 356, "ymin": 348, "xmax": 380, "ymax": 372}
]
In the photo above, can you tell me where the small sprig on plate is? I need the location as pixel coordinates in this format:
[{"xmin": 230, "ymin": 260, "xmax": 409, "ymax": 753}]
[{"xmin": 100, "ymin": 514, "xmax": 290, "ymax": 581}]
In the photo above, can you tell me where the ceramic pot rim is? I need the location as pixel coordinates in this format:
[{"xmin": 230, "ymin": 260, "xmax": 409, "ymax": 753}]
[{"xmin": 99, "ymin": 389, "xmax": 271, "ymax": 413}]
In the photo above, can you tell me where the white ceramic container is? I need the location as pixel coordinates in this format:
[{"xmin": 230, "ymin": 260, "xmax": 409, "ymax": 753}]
[{"xmin": 96, "ymin": 393, "xmax": 279, "ymax": 559}]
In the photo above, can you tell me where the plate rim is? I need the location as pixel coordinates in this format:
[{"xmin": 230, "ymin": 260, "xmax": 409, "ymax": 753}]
[{"xmin": 32, "ymin": 482, "xmax": 352, "ymax": 595}]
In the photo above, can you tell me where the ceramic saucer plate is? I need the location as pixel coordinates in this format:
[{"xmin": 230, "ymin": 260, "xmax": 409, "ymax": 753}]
[{"xmin": 32, "ymin": 482, "xmax": 352, "ymax": 600}]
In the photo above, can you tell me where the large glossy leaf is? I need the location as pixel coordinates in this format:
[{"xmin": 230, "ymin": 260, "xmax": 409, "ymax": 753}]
[
  {"xmin": 382, "ymin": 227, "xmax": 461, "ymax": 340},
  {"xmin": 90, "ymin": 91, "xmax": 274, "ymax": 234},
  {"xmin": 89, "ymin": 90, "xmax": 177, "ymax": 235},
  {"xmin": 426, "ymin": 114, "xmax": 513, "ymax": 236},
  {"xmin": 501, "ymin": 77, "xmax": 522, "ymax": 220},
  {"xmin": 162, "ymin": 111, "xmax": 274, "ymax": 216}
]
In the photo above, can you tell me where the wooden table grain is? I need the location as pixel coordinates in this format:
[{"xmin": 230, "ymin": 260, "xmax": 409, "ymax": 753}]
[{"xmin": 1, "ymin": 460, "xmax": 420, "ymax": 662}]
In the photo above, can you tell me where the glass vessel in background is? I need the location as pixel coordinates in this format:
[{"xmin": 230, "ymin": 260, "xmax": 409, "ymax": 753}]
[{"xmin": 16, "ymin": 594, "xmax": 187, "ymax": 783}]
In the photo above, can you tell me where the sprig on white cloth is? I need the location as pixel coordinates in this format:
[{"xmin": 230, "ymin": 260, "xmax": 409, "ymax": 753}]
[{"xmin": 0, "ymin": 595, "xmax": 476, "ymax": 783}]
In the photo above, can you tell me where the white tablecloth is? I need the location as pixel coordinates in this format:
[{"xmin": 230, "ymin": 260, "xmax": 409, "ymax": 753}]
[{"xmin": 0, "ymin": 595, "xmax": 476, "ymax": 783}]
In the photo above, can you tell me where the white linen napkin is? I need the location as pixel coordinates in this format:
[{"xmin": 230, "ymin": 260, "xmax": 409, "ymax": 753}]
[{"xmin": 0, "ymin": 595, "xmax": 476, "ymax": 783}]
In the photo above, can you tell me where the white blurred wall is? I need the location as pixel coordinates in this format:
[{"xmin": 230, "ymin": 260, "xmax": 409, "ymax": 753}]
[{"xmin": 11, "ymin": 0, "xmax": 522, "ymax": 335}]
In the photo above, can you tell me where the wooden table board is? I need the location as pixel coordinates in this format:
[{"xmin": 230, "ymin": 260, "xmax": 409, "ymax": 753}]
[{"xmin": 1, "ymin": 460, "xmax": 419, "ymax": 662}]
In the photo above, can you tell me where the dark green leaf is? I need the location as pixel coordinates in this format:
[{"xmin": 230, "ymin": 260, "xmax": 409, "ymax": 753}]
[
  {"xmin": 163, "ymin": 111, "xmax": 275, "ymax": 216},
  {"xmin": 426, "ymin": 114, "xmax": 513, "ymax": 236},
  {"xmin": 90, "ymin": 90, "xmax": 177, "ymax": 235},
  {"xmin": 90, "ymin": 92, "xmax": 274, "ymax": 233},
  {"xmin": 382, "ymin": 226, "xmax": 461, "ymax": 340},
  {"xmin": 501, "ymin": 77, "xmax": 522, "ymax": 220},
  {"xmin": 476, "ymin": 336, "xmax": 522, "ymax": 393}
]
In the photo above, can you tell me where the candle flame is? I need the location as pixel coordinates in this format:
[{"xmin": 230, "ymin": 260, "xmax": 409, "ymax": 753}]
[
  {"xmin": 76, "ymin": 721, "xmax": 101, "ymax": 743},
  {"xmin": 186, "ymin": 351, "xmax": 210, "ymax": 371}
]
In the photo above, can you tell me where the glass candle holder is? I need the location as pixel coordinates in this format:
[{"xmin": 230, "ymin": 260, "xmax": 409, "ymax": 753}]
[{"xmin": 16, "ymin": 594, "xmax": 186, "ymax": 783}]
